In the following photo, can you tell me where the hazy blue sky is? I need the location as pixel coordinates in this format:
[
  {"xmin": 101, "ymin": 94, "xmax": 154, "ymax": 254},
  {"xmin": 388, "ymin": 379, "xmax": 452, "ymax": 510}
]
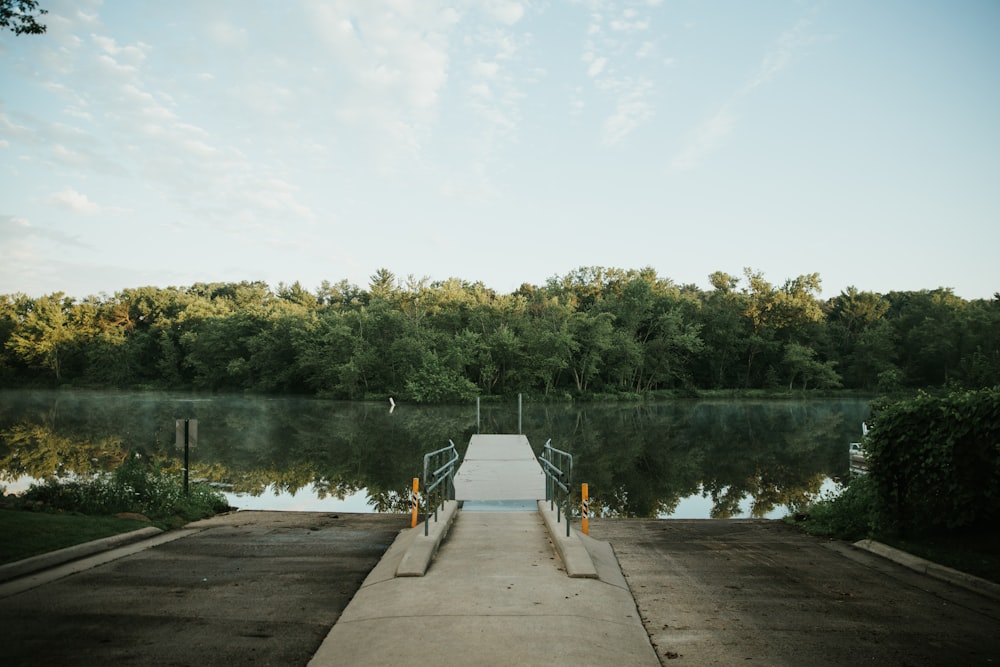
[{"xmin": 2, "ymin": 0, "xmax": 998, "ymax": 300}]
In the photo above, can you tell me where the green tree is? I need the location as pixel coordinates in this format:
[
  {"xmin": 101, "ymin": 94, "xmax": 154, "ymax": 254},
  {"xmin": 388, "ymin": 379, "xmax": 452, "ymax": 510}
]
[
  {"xmin": 519, "ymin": 297, "xmax": 574, "ymax": 395},
  {"xmin": 368, "ymin": 268, "xmax": 397, "ymax": 302},
  {"xmin": 0, "ymin": 293, "xmax": 32, "ymax": 382},
  {"xmin": 741, "ymin": 269, "xmax": 781, "ymax": 387},
  {"xmin": 642, "ymin": 308, "xmax": 705, "ymax": 390},
  {"xmin": 276, "ymin": 281, "xmax": 318, "ymax": 309},
  {"xmin": 6, "ymin": 293, "xmax": 76, "ymax": 382},
  {"xmin": 782, "ymin": 342, "xmax": 841, "ymax": 390},
  {"xmin": 740, "ymin": 269, "xmax": 827, "ymax": 388},
  {"xmin": 888, "ymin": 289, "xmax": 966, "ymax": 387},
  {"xmin": 246, "ymin": 313, "xmax": 312, "ymax": 393},
  {"xmin": 316, "ymin": 279, "xmax": 365, "ymax": 308},
  {"xmin": 404, "ymin": 350, "xmax": 479, "ymax": 403},
  {"xmin": 695, "ymin": 274, "xmax": 749, "ymax": 388},
  {"xmin": 828, "ymin": 287, "xmax": 893, "ymax": 389},
  {"xmin": 566, "ymin": 311, "xmax": 614, "ymax": 392},
  {"xmin": 1, "ymin": 0, "xmax": 46, "ymax": 35}
]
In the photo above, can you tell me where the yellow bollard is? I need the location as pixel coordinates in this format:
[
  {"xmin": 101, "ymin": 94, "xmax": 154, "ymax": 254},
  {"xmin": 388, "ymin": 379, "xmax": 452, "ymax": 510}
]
[
  {"xmin": 582, "ymin": 483, "xmax": 590, "ymax": 535},
  {"xmin": 410, "ymin": 477, "xmax": 419, "ymax": 528}
]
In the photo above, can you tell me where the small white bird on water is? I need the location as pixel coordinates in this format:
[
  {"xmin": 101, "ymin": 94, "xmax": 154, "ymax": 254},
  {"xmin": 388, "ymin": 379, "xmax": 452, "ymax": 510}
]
[{"xmin": 389, "ymin": 397, "xmax": 396, "ymax": 413}]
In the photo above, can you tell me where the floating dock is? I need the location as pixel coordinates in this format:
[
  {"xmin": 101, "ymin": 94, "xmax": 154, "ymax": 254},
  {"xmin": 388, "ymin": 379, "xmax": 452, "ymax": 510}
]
[{"xmin": 453, "ymin": 434, "xmax": 546, "ymax": 503}]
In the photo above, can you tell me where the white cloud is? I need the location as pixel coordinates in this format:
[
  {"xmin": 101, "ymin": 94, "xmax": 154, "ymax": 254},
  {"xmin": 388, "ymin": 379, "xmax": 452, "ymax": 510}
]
[
  {"xmin": 669, "ymin": 18, "xmax": 814, "ymax": 172},
  {"xmin": 303, "ymin": 0, "xmax": 458, "ymax": 170},
  {"xmin": 0, "ymin": 214, "xmax": 86, "ymax": 247},
  {"xmin": 670, "ymin": 107, "xmax": 737, "ymax": 173},
  {"xmin": 0, "ymin": 113, "xmax": 33, "ymax": 142},
  {"xmin": 474, "ymin": 60, "xmax": 500, "ymax": 78},
  {"xmin": 471, "ymin": 82, "xmax": 493, "ymax": 99},
  {"xmin": 0, "ymin": 215, "xmax": 32, "ymax": 234},
  {"xmin": 485, "ymin": 1, "xmax": 525, "ymax": 25},
  {"xmin": 580, "ymin": 2, "xmax": 661, "ymax": 144},
  {"xmin": 744, "ymin": 19, "xmax": 813, "ymax": 93},
  {"xmin": 602, "ymin": 78, "xmax": 654, "ymax": 146},
  {"xmin": 240, "ymin": 177, "xmax": 316, "ymax": 222},
  {"xmin": 207, "ymin": 21, "xmax": 249, "ymax": 48},
  {"xmin": 636, "ymin": 41, "xmax": 655, "ymax": 59},
  {"xmin": 610, "ymin": 15, "xmax": 649, "ymax": 33},
  {"xmin": 49, "ymin": 188, "xmax": 101, "ymax": 214},
  {"xmin": 587, "ymin": 56, "xmax": 608, "ymax": 78}
]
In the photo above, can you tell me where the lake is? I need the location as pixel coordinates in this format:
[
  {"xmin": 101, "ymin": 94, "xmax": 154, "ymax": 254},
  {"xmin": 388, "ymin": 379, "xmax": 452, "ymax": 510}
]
[{"xmin": 0, "ymin": 390, "xmax": 870, "ymax": 519}]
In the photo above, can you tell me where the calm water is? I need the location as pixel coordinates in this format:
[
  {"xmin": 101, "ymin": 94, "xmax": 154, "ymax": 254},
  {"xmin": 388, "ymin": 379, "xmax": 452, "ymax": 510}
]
[{"xmin": 0, "ymin": 390, "xmax": 870, "ymax": 519}]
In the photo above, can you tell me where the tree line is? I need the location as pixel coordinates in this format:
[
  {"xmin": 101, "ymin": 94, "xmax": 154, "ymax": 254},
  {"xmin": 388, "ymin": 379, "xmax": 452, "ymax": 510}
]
[{"xmin": 2, "ymin": 266, "xmax": 998, "ymax": 400}]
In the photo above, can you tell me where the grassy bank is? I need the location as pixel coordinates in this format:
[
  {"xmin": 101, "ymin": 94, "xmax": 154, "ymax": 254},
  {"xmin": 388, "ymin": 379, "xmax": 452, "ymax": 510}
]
[
  {"xmin": 0, "ymin": 510, "xmax": 155, "ymax": 564},
  {"xmin": 1, "ymin": 452, "xmax": 230, "ymax": 566}
]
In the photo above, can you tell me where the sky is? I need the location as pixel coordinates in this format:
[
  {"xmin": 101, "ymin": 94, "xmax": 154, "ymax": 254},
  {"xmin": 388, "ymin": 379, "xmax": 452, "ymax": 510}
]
[{"xmin": 1, "ymin": 0, "xmax": 998, "ymax": 302}]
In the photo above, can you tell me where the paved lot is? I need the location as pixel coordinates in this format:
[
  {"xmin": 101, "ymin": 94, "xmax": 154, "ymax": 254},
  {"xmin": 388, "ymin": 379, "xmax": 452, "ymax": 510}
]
[
  {"xmin": 5, "ymin": 513, "xmax": 1000, "ymax": 666},
  {"xmin": 3, "ymin": 512, "xmax": 409, "ymax": 666},
  {"xmin": 592, "ymin": 518, "xmax": 1000, "ymax": 666}
]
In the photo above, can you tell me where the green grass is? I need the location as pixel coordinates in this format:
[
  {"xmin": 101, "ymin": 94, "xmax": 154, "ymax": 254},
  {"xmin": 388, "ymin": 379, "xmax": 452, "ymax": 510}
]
[
  {"xmin": 0, "ymin": 510, "xmax": 155, "ymax": 564},
  {"xmin": 1, "ymin": 454, "xmax": 231, "ymax": 566}
]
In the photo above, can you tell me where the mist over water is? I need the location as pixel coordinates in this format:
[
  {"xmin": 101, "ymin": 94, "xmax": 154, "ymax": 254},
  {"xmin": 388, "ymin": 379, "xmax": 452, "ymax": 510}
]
[{"xmin": 0, "ymin": 390, "xmax": 870, "ymax": 518}]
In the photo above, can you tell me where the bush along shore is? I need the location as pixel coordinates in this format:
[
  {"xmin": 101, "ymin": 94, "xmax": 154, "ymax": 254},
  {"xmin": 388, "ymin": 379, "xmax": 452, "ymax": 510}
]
[{"xmin": 791, "ymin": 387, "xmax": 1000, "ymax": 585}]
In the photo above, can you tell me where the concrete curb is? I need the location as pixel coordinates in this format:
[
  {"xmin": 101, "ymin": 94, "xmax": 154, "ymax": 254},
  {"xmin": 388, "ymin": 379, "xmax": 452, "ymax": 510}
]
[
  {"xmin": 0, "ymin": 526, "xmax": 163, "ymax": 583},
  {"xmin": 853, "ymin": 539, "xmax": 1000, "ymax": 602},
  {"xmin": 395, "ymin": 500, "xmax": 459, "ymax": 577},
  {"xmin": 537, "ymin": 500, "xmax": 598, "ymax": 578}
]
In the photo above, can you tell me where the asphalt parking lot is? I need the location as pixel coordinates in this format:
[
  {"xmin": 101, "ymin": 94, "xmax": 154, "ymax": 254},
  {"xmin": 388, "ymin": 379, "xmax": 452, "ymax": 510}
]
[
  {"xmin": 592, "ymin": 518, "xmax": 1000, "ymax": 666},
  {"xmin": 4, "ymin": 512, "xmax": 1000, "ymax": 666},
  {"xmin": 3, "ymin": 512, "xmax": 409, "ymax": 666}
]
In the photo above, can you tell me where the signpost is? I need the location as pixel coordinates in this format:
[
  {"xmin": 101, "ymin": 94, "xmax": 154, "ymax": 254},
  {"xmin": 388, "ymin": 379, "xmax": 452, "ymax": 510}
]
[{"xmin": 175, "ymin": 418, "xmax": 198, "ymax": 495}]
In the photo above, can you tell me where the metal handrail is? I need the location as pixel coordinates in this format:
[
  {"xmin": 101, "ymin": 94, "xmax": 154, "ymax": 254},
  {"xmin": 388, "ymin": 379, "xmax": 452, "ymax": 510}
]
[
  {"xmin": 539, "ymin": 439, "xmax": 573, "ymax": 537},
  {"xmin": 422, "ymin": 440, "xmax": 459, "ymax": 536},
  {"xmin": 476, "ymin": 393, "xmax": 524, "ymax": 434}
]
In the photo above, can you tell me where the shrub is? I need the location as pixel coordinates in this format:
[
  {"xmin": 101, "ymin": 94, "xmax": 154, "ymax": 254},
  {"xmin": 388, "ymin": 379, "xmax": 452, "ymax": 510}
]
[
  {"xmin": 794, "ymin": 474, "xmax": 879, "ymax": 541},
  {"xmin": 867, "ymin": 387, "xmax": 1000, "ymax": 534},
  {"xmin": 20, "ymin": 452, "xmax": 228, "ymax": 523}
]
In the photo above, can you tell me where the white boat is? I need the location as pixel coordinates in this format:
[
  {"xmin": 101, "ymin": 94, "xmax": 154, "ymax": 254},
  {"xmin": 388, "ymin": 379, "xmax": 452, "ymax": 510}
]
[{"xmin": 849, "ymin": 422, "xmax": 869, "ymax": 473}]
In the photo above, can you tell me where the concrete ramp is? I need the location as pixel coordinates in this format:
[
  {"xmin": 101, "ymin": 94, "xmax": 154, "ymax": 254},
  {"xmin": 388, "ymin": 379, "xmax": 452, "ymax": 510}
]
[
  {"xmin": 453, "ymin": 434, "xmax": 546, "ymax": 502},
  {"xmin": 308, "ymin": 511, "xmax": 660, "ymax": 666}
]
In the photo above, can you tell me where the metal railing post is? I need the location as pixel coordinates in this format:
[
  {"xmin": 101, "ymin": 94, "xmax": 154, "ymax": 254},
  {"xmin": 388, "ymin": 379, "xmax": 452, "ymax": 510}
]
[
  {"xmin": 539, "ymin": 440, "xmax": 573, "ymax": 537},
  {"xmin": 421, "ymin": 440, "xmax": 459, "ymax": 536},
  {"xmin": 518, "ymin": 393, "xmax": 522, "ymax": 434}
]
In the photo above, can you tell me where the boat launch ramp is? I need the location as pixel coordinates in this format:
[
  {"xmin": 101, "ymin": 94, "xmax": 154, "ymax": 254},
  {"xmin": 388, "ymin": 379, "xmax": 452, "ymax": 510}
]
[{"xmin": 308, "ymin": 433, "xmax": 661, "ymax": 666}]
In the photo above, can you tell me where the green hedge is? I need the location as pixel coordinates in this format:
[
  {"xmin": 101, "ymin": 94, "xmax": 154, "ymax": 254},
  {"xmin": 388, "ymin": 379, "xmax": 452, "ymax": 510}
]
[{"xmin": 867, "ymin": 387, "xmax": 1000, "ymax": 533}]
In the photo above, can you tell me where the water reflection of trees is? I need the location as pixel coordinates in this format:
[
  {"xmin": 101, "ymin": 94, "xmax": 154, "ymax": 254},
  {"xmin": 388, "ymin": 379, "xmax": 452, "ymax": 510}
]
[
  {"xmin": 520, "ymin": 400, "xmax": 858, "ymax": 518},
  {"xmin": 1, "ymin": 391, "xmax": 867, "ymax": 517},
  {"xmin": 0, "ymin": 391, "xmax": 477, "ymax": 511},
  {"xmin": 0, "ymin": 423, "xmax": 127, "ymax": 482}
]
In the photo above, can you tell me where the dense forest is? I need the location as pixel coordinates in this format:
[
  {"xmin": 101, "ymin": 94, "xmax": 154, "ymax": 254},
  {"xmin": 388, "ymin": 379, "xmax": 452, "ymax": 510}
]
[{"xmin": 1, "ymin": 267, "xmax": 998, "ymax": 401}]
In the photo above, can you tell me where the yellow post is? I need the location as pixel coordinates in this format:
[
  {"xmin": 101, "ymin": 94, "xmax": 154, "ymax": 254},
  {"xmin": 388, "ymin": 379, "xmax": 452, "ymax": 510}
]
[
  {"xmin": 410, "ymin": 477, "xmax": 420, "ymax": 528},
  {"xmin": 581, "ymin": 483, "xmax": 590, "ymax": 535}
]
